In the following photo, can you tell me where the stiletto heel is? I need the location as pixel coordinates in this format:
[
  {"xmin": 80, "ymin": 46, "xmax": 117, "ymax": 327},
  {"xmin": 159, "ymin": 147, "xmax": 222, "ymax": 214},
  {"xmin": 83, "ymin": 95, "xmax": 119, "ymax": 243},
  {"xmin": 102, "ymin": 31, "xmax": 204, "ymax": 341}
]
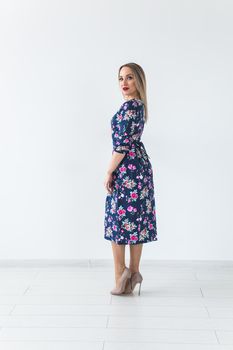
[
  {"xmin": 138, "ymin": 281, "xmax": 142, "ymax": 295},
  {"xmin": 123, "ymin": 271, "xmax": 143, "ymax": 295}
]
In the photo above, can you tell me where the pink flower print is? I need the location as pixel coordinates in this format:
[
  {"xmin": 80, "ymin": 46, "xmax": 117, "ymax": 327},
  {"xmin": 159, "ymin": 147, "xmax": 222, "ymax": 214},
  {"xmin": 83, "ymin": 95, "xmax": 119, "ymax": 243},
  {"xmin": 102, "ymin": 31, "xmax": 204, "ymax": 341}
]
[
  {"xmin": 139, "ymin": 228, "xmax": 147, "ymax": 238},
  {"xmin": 130, "ymin": 234, "xmax": 138, "ymax": 242},
  {"xmin": 130, "ymin": 191, "xmax": 138, "ymax": 200},
  {"xmin": 143, "ymin": 176, "xmax": 148, "ymax": 183},
  {"xmin": 119, "ymin": 166, "xmax": 127, "ymax": 173},
  {"xmin": 128, "ymin": 164, "xmax": 136, "ymax": 170},
  {"xmin": 122, "ymin": 178, "xmax": 130, "ymax": 188},
  {"xmin": 152, "ymin": 209, "xmax": 156, "ymax": 219},
  {"xmin": 123, "ymin": 222, "xmax": 131, "ymax": 231},
  {"xmin": 127, "ymin": 206, "xmax": 134, "ymax": 212},
  {"xmin": 138, "ymin": 182, "xmax": 142, "ymax": 189},
  {"xmin": 133, "ymin": 208, "xmax": 137, "ymax": 212},
  {"xmin": 117, "ymin": 208, "xmax": 126, "ymax": 216},
  {"xmin": 113, "ymin": 225, "xmax": 117, "ymax": 231},
  {"xmin": 149, "ymin": 223, "xmax": 153, "ymax": 230},
  {"xmin": 129, "ymin": 151, "xmax": 136, "ymax": 157}
]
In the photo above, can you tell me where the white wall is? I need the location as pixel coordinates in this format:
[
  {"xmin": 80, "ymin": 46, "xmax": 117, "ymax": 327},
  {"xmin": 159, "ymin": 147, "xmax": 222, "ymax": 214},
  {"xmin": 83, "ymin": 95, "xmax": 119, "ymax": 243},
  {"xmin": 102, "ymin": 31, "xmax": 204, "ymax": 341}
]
[{"xmin": 0, "ymin": 0, "xmax": 232, "ymax": 260}]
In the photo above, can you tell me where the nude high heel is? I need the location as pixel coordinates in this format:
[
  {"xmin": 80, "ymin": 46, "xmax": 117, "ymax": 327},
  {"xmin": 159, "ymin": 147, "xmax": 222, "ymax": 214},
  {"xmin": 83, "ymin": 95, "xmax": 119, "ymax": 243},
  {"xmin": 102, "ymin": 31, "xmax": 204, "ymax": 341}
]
[
  {"xmin": 123, "ymin": 271, "xmax": 143, "ymax": 295},
  {"xmin": 110, "ymin": 267, "xmax": 132, "ymax": 295}
]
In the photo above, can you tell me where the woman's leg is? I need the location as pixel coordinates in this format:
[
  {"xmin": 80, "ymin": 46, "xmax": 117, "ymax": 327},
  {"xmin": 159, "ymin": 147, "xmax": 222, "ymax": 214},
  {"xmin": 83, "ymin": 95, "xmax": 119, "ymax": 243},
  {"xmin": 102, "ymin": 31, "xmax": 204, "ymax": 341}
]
[
  {"xmin": 129, "ymin": 243, "xmax": 143, "ymax": 273},
  {"xmin": 111, "ymin": 242, "xmax": 126, "ymax": 286}
]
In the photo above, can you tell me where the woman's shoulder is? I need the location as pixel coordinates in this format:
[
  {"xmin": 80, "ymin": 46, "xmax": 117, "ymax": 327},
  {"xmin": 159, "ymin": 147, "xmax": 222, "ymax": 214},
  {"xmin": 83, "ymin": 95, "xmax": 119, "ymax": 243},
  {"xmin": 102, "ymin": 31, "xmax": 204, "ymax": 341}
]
[{"xmin": 119, "ymin": 98, "xmax": 144, "ymax": 111}]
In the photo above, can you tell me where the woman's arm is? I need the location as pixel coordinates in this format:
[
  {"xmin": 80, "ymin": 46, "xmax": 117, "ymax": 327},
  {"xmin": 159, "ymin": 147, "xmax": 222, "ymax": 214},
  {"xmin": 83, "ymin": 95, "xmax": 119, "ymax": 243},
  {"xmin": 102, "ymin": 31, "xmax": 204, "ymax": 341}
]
[
  {"xmin": 104, "ymin": 152, "xmax": 126, "ymax": 194},
  {"xmin": 107, "ymin": 151, "xmax": 126, "ymax": 174}
]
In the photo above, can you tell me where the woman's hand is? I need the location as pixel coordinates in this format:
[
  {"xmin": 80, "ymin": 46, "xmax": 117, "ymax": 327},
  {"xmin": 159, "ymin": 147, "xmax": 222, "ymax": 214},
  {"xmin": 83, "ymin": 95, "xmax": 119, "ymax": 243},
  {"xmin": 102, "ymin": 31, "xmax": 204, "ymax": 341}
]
[{"xmin": 104, "ymin": 172, "xmax": 114, "ymax": 195}]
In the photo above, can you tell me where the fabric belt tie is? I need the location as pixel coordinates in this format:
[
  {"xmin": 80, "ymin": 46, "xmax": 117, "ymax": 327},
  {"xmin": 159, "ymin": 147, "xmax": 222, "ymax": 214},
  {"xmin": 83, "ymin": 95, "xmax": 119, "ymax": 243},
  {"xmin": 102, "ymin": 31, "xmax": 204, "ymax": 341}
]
[{"xmin": 133, "ymin": 140, "xmax": 150, "ymax": 161}]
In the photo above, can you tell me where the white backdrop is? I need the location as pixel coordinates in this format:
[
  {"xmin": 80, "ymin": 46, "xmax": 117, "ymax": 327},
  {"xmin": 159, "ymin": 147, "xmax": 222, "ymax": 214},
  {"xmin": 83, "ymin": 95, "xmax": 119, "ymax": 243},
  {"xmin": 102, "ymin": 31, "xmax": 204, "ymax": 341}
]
[{"xmin": 0, "ymin": 0, "xmax": 232, "ymax": 260}]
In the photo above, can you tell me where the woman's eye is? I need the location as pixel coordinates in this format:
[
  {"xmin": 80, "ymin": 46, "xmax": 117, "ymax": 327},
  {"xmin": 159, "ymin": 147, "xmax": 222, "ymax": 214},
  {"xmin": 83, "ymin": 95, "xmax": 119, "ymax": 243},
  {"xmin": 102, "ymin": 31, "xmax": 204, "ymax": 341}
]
[{"xmin": 118, "ymin": 76, "xmax": 133, "ymax": 81}]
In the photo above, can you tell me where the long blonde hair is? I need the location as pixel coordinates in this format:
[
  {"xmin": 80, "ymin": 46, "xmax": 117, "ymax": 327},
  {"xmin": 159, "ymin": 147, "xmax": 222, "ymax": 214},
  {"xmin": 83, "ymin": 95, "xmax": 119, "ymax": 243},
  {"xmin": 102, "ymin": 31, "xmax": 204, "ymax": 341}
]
[{"xmin": 118, "ymin": 62, "xmax": 148, "ymax": 123}]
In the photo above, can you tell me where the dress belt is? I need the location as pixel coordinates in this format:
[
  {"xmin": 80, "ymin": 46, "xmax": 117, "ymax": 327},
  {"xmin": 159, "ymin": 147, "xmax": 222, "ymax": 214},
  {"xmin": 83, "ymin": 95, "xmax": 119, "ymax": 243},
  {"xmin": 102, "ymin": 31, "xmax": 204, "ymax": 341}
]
[{"xmin": 132, "ymin": 139, "xmax": 150, "ymax": 161}]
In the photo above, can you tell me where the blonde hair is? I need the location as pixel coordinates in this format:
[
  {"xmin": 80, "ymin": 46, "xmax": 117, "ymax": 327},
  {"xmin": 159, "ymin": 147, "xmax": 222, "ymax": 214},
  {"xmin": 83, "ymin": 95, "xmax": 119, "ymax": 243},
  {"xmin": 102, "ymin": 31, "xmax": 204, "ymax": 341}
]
[{"xmin": 118, "ymin": 62, "xmax": 148, "ymax": 123}]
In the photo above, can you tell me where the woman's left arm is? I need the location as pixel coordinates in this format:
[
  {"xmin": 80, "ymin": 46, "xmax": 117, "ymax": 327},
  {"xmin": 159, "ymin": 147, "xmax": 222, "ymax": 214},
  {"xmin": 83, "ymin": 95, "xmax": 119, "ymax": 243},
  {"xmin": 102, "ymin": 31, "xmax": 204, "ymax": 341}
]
[
  {"xmin": 104, "ymin": 151, "xmax": 125, "ymax": 194},
  {"xmin": 107, "ymin": 151, "xmax": 125, "ymax": 174}
]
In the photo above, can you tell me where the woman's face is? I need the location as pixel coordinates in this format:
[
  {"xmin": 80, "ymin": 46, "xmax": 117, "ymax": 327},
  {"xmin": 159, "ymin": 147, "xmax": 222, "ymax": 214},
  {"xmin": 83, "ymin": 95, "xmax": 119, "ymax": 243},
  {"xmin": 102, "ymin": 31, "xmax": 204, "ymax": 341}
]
[{"xmin": 119, "ymin": 66, "xmax": 139, "ymax": 100}]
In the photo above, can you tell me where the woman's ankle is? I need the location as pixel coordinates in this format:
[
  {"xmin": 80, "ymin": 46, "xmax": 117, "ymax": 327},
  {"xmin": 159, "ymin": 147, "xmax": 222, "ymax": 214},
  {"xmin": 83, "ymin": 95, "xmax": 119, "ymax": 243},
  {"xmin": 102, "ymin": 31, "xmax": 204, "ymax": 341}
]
[
  {"xmin": 115, "ymin": 265, "xmax": 127, "ymax": 278},
  {"xmin": 129, "ymin": 268, "xmax": 139, "ymax": 273}
]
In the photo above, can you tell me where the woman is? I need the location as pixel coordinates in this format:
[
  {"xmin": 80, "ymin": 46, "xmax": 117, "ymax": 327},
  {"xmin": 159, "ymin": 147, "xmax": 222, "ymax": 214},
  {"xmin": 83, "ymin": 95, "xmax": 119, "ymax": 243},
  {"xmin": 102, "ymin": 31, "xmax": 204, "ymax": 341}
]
[{"xmin": 104, "ymin": 62, "xmax": 158, "ymax": 296}]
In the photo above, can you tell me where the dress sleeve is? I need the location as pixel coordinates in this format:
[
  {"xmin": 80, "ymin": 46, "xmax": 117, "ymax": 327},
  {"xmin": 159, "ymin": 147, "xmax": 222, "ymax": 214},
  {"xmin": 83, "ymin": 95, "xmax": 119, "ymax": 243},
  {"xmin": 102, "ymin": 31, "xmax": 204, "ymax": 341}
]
[{"xmin": 112, "ymin": 100, "xmax": 138, "ymax": 154}]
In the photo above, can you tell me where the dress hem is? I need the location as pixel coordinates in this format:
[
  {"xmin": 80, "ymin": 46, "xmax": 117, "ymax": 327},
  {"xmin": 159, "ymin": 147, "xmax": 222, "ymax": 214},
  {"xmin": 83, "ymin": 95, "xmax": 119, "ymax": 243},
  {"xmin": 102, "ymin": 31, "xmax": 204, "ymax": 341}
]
[{"xmin": 104, "ymin": 236, "xmax": 158, "ymax": 245}]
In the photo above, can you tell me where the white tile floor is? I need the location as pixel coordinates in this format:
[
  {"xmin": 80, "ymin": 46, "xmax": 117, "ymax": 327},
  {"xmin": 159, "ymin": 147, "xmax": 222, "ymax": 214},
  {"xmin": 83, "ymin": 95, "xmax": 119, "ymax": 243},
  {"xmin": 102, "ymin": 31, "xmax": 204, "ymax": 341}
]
[{"xmin": 0, "ymin": 259, "xmax": 233, "ymax": 349}]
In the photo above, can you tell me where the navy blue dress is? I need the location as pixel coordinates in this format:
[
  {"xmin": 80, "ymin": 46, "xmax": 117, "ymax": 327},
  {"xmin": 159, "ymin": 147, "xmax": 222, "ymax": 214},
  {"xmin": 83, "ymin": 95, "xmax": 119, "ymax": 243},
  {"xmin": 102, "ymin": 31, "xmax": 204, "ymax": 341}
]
[{"xmin": 104, "ymin": 98, "xmax": 158, "ymax": 245}]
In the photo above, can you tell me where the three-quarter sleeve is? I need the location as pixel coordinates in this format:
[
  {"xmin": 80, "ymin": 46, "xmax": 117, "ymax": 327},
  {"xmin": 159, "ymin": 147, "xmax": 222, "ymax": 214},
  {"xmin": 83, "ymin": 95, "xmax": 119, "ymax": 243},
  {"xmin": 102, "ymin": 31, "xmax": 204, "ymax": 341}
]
[{"xmin": 112, "ymin": 100, "xmax": 138, "ymax": 154}]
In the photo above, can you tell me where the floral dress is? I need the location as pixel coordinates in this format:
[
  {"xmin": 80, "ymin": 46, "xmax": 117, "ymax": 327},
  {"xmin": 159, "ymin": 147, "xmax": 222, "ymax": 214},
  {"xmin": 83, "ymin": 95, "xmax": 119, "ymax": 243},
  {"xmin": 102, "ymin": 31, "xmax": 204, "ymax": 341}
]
[{"xmin": 104, "ymin": 98, "xmax": 158, "ymax": 245}]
